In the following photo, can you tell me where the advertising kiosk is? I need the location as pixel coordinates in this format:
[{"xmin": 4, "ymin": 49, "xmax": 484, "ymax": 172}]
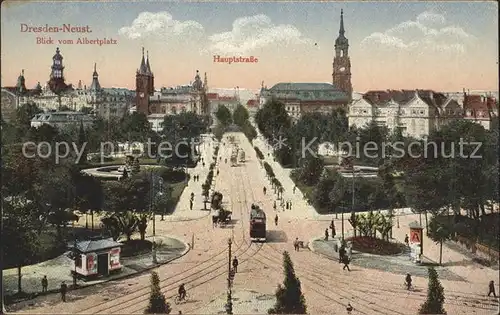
[
  {"xmin": 408, "ymin": 221, "xmax": 424, "ymax": 264},
  {"xmin": 68, "ymin": 238, "xmax": 123, "ymax": 279}
]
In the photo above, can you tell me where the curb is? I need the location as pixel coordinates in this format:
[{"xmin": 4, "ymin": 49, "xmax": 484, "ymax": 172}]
[{"xmin": 5, "ymin": 236, "xmax": 191, "ymax": 307}]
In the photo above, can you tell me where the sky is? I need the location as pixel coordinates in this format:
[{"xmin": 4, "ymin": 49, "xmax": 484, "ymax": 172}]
[{"xmin": 1, "ymin": 1, "xmax": 498, "ymax": 92}]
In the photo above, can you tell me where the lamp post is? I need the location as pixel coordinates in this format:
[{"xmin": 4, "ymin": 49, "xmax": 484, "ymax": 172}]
[{"xmin": 225, "ymin": 238, "xmax": 233, "ymax": 314}]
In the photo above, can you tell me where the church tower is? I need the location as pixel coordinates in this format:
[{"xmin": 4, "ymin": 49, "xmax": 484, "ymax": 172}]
[
  {"xmin": 332, "ymin": 9, "xmax": 352, "ymax": 101},
  {"xmin": 135, "ymin": 47, "xmax": 154, "ymax": 115}
]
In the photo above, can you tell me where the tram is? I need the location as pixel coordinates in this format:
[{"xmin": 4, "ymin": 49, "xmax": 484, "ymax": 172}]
[{"xmin": 250, "ymin": 205, "xmax": 266, "ymax": 242}]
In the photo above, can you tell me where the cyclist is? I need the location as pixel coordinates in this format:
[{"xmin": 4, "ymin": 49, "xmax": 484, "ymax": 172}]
[
  {"xmin": 405, "ymin": 273, "xmax": 412, "ymax": 290},
  {"xmin": 178, "ymin": 283, "xmax": 186, "ymax": 300}
]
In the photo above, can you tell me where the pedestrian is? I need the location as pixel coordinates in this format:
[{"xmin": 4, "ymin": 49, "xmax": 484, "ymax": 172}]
[
  {"xmin": 342, "ymin": 255, "xmax": 351, "ymax": 271},
  {"xmin": 346, "ymin": 303, "xmax": 353, "ymax": 314},
  {"xmin": 191, "ymin": 192, "xmax": 194, "ymax": 201},
  {"xmin": 189, "ymin": 200, "xmax": 193, "ymax": 210},
  {"xmin": 225, "ymin": 158, "xmax": 227, "ymax": 164},
  {"xmin": 41, "ymin": 275, "xmax": 48, "ymax": 293},
  {"xmin": 404, "ymin": 234, "xmax": 409, "ymax": 246},
  {"xmin": 293, "ymin": 237, "xmax": 300, "ymax": 251},
  {"xmin": 263, "ymin": 187, "xmax": 267, "ymax": 195},
  {"xmin": 203, "ymin": 162, "xmax": 205, "ymax": 167},
  {"xmin": 293, "ymin": 186, "xmax": 296, "ymax": 194},
  {"xmin": 339, "ymin": 244, "xmax": 346, "ymax": 263},
  {"xmin": 60, "ymin": 281, "xmax": 67, "ymax": 302},
  {"xmin": 325, "ymin": 228, "xmax": 329, "ymax": 241},
  {"xmin": 488, "ymin": 280, "xmax": 497, "ymax": 297},
  {"xmin": 286, "ymin": 201, "xmax": 289, "ymax": 210},
  {"xmin": 273, "ymin": 201, "xmax": 277, "ymax": 211},
  {"xmin": 330, "ymin": 220, "xmax": 336, "ymax": 238},
  {"xmin": 232, "ymin": 257, "xmax": 239, "ymax": 273},
  {"xmin": 289, "ymin": 201, "xmax": 292, "ymax": 210},
  {"xmin": 275, "ymin": 214, "xmax": 278, "ymax": 226},
  {"xmin": 217, "ymin": 169, "xmax": 219, "ymax": 175}
]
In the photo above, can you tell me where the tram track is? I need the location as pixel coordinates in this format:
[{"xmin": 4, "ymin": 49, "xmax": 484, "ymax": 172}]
[{"xmin": 77, "ymin": 141, "xmax": 251, "ymax": 314}]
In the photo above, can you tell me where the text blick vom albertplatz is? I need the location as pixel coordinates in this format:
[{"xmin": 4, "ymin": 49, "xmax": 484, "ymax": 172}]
[
  {"xmin": 20, "ymin": 136, "xmax": 486, "ymax": 165},
  {"xmin": 20, "ymin": 23, "xmax": 118, "ymax": 45}
]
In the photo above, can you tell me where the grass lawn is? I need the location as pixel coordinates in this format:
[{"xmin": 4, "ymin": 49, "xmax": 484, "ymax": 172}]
[{"xmin": 164, "ymin": 179, "xmax": 188, "ymax": 214}]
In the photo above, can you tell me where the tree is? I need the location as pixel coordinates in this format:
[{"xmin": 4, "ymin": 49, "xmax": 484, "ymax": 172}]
[
  {"xmin": 419, "ymin": 267, "xmax": 447, "ymax": 314},
  {"xmin": 268, "ymin": 251, "xmax": 307, "ymax": 314},
  {"xmin": 232, "ymin": 104, "xmax": 250, "ymax": 127},
  {"xmin": 255, "ymin": 98, "xmax": 291, "ymax": 142},
  {"xmin": 132, "ymin": 158, "xmax": 141, "ymax": 175},
  {"xmin": 14, "ymin": 102, "xmax": 42, "ymax": 132},
  {"xmin": 298, "ymin": 155, "xmax": 324, "ymax": 186},
  {"xmin": 427, "ymin": 216, "xmax": 453, "ymax": 265},
  {"xmin": 77, "ymin": 120, "xmax": 88, "ymax": 165},
  {"xmin": 215, "ymin": 105, "xmax": 232, "ymax": 126},
  {"xmin": 120, "ymin": 112, "xmax": 154, "ymax": 142},
  {"xmin": 348, "ymin": 211, "xmax": 359, "ymax": 237},
  {"xmin": 145, "ymin": 271, "xmax": 171, "ymax": 314},
  {"xmin": 2, "ymin": 201, "xmax": 40, "ymax": 293},
  {"xmin": 101, "ymin": 215, "xmax": 121, "ymax": 241}
]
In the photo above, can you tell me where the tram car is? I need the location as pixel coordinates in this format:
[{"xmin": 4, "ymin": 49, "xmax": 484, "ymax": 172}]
[{"xmin": 250, "ymin": 206, "xmax": 266, "ymax": 241}]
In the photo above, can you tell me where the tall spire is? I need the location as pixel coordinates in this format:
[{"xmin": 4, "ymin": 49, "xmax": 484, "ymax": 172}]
[
  {"xmin": 139, "ymin": 47, "xmax": 147, "ymax": 74},
  {"xmin": 339, "ymin": 9, "xmax": 345, "ymax": 36},
  {"xmin": 90, "ymin": 63, "xmax": 101, "ymax": 90},
  {"xmin": 93, "ymin": 63, "xmax": 98, "ymax": 76},
  {"xmin": 203, "ymin": 72, "xmax": 208, "ymax": 91},
  {"xmin": 146, "ymin": 50, "xmax": 152, "ymax": 75}
]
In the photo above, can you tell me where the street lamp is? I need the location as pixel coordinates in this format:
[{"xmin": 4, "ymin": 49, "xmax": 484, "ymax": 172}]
[{"xmin": 225, "ymin": 238, "xmax": 233, "ymax": 314}]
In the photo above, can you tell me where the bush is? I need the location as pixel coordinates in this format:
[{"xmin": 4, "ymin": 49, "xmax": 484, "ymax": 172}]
[
  {"xmin": 255, "ymin": 147, "xmax": 264, "ymax": 160},
  {"xmin": 347, "ymin": 236, "xmax": 404, "ymax": 255},
  {"xmin": 121, "ymin": 239, "xmax": 153, "ymax": 257},
  {"xmin": 145, "ymin": 271, "xmax": 171, "ymax": 314},
  {"xmin": 419, "ymin": 267, "xmax": 446, "ymax": 314}
]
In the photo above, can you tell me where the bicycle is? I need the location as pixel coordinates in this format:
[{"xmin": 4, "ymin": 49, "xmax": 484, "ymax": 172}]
[{"xmin": 174, "ymin": 293, "xmax": 190, "ymax": 304}]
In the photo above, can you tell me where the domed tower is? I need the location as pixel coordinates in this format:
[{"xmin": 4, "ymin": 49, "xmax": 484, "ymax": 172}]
[
  {"xmin": 16, "ymin": 69, "xmax": 27, "ymax": 95},
  {"xmin": 192, "ymin": 70, "xmax": 203, "ymax": 91},
  {"xmin": 48, "ymin": 47, "xmax": 69, "ymax": 97},
  {"xmin": 332, "ymin": 9, "xmax": 352, "ymax": 101}
]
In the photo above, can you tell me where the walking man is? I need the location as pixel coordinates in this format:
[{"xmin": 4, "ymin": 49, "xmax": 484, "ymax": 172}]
[
  {"xmin": 293, "ymin": 237, "xmax": 300, "ymax": 251},
  {"xmin": 189, "ymin": 200, "xmax": 193, "ymax": 210},
  {"xmin": 289, "ymin": 201, "xmax": 292, "ymax": 210},
  {"xmin": 324, "ymin": 228, "xmax": 329, "ymax": 241},
  {"xmin": 60, "ymin": 281, "xmax": 68, "ymax": 302},
  {"xmin": 273, "ymin": 201, "xmax": 277, "ymax": 211},
  {"xmin": 41, "ymin": 275, "xmax": 48, "ymax": 293},
  {"xmin": 404, "ymin": 234, "xmax": 409, "ymax": 247},
  {"xmin": 217, "ymin": 169, "xmax": 219, "ymax": 175},
  {"xmin": 191, "ymin": 192, "xmax": 195, "ymax": 201},
  {"xmin": 293, "ymin": 186, "xmax": 296, "ymax": 194},
  {"xmin": 488, "ymin": 280, "xmax": 497, "ymax": 297},
  {"xmin": 263, "ymin": 187, "xmax": 267, "ymax": 195},
  {"xmin": 330, "ymin": 220, "xmax": 336, "ymax": 238},
  {"xmin": 339, "ymin": 244, "xmax": 346, "ymax": 263},
  {"xmin": 232, "ymin": 257, "xmax": 239, "ymax": 273},
  {"xmin": 342, "ymin": 255, "xmax": 351, "ymax": 271},
  {"xmin": 275, "ymin": 214, "xmax": 278, "ymax": 226},
  {"xmin": 285, "ymin": 202, "xmax": 289, "ymax": 210}
]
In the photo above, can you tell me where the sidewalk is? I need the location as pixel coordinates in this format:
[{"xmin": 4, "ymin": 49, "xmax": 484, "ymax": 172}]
[
  {"xmin": 165, "ymin": 134, "xmax": 216, "ymax": 221},
  {"xmin": 3, "ymin": 235, "xmax": 188, "ymax": 297}
]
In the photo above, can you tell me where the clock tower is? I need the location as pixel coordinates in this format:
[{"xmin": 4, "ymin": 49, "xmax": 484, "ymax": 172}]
[{"xmin": 332, "ymin": 9, "xmax": 352, "ymax": 101}]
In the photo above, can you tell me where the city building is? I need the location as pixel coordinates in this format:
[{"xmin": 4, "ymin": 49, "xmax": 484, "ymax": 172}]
[
  {"xmin": 258, "ymin": 10, "xmax": 352, "ymax": 123},
  {"xmin": 30, "ymin": 111, "xmax": 94, "ymax": 130},
  {"xmin": 134, "ymin": 48, "xmax": 210, "ymax": 117},
  {"xmin": 348, "ymin": 90, "xmax": 463, "ymax": 138},
  {"xmin": 462, "ymin": 91, "xmax": 498, "ymax": 130},
  {"xmin": 1, "ymin": 48, "xmax": 133, "ymax": 119}
]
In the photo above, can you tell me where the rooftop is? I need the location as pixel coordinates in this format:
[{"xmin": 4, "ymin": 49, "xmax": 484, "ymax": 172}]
[{"xmin": 68, "ymin": 237, "xmax": 123, "ymax": 254}]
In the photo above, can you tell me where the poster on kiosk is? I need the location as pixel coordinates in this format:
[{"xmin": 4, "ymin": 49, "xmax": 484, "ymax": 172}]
[{"xmin": 409, "ymin": 221, "xmax": 423, "ymax": 263}]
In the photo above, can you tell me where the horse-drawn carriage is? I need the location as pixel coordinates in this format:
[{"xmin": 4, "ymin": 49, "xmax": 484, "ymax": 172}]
[
  {"xmin": 211, "ymin": 191, "xmax": 232, "ymax": 227},
  {"xmin": 212, "ymin": 208, "xmax": 232, "ymax": 227}
]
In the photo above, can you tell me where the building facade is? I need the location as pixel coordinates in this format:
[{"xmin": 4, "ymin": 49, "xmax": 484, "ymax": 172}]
[
  {"xmin": 348, "ymin": 90, "xmax": 463, "ymax": 138},
  {"xmin": 30, "ymin": 111, "xmax": 94, "ymax": 130},
  {"xmin": 462, "ymin": 91, "xmax": 498, "ymax": 130},
  {"xmin": 1, "ymin": 48, "xmax": 133, "ymax": 119},
  {"xmin": 134, "ymin": 48, "xmax": 209, "ymax": 117},
  {"xmin": 258, "ymin": 10, "xmax": 352, "ymax": 123}
]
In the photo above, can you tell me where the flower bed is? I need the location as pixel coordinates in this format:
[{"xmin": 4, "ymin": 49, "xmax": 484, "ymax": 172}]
[{"xmin": 347, "ymin": 236, "xmax": 405, "ymax": 255}]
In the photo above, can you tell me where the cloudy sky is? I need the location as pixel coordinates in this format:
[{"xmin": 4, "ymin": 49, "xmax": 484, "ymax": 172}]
[{"xmin": 1, "ymin": 1, "xmax": 498, "ymax": 92}]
